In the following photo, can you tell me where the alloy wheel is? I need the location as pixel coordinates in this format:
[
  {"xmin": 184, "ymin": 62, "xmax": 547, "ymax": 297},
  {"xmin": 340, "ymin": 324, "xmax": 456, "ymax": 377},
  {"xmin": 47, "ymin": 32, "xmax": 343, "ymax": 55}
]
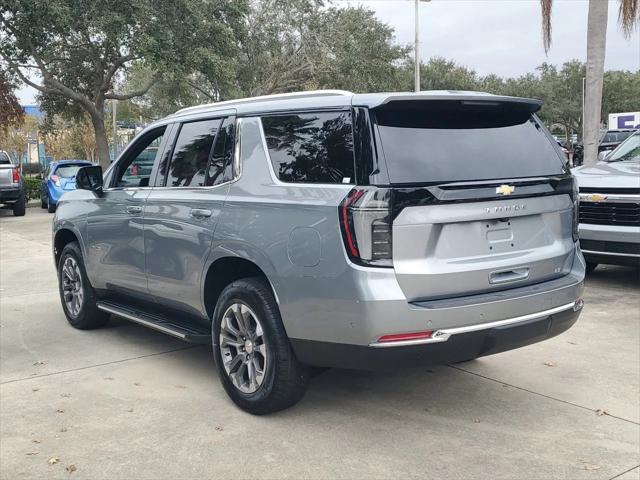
[
  {"xmin": 219, "ymin": 302, "xmax": 268, "ymax": 394},
  {"xmin": 62, "ymin": 257, "xmax": 84, "ymax": 317}
]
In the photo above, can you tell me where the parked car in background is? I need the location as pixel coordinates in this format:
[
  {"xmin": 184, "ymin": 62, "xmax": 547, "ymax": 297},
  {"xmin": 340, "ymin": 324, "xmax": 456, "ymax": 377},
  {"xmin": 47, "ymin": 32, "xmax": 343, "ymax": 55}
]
[
  {"xmin": 0, "ymin": 150, "xmax": 26, "ymax": 216},
  {"xmin": 573, "ymin": 131, "xmax": 640, "ymax": 272},
  {"xmin": 41, "ymin": 160, "xmax": 93, "ymax": 213},
  {"xmin": 573, "ymin": 129, "xmax": 637, "ymax": 166},
  {"xmin": 52, "ymin": 90, "xmax": 584, "ymax": 414}
]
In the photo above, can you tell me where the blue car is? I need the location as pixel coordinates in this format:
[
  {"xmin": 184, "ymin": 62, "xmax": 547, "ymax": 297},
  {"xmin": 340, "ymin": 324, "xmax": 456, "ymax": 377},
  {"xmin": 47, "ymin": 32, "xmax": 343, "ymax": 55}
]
[{"xmin": 41, "ymin": 160, "xmax": 93, "ymax": 213}]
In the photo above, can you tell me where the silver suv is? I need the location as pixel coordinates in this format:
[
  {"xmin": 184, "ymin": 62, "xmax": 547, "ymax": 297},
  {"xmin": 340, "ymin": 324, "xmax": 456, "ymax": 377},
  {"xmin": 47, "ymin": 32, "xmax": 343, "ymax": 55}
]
[
  {"xmin": 573, "ymin": 130, "xmax": 640, "ymax": 271},
  {"xmin": 53, "ymin": 91, "xmax": 585, "ymax": 414}
]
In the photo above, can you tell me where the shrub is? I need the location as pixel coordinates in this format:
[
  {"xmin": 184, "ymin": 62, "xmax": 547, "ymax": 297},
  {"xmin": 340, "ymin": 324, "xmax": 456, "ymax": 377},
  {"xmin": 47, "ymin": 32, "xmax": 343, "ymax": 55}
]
[{"xmin": 24, "ymin": 177, "xmax": 41, "ymax": 201}]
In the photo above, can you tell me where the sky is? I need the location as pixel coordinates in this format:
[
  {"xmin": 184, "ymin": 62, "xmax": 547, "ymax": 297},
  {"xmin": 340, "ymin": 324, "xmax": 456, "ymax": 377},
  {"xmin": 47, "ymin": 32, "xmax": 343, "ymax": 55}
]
[{"xmin": 16, "ymin": 0, "xmax": 640, "ymax": 104}]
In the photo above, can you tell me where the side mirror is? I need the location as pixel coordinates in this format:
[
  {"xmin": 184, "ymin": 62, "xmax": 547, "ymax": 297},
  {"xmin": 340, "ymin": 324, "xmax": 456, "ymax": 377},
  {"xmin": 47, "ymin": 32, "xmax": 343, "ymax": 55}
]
[{"xmin": 76, "ymin": 165, "xmax": 104, "ymax": 193}]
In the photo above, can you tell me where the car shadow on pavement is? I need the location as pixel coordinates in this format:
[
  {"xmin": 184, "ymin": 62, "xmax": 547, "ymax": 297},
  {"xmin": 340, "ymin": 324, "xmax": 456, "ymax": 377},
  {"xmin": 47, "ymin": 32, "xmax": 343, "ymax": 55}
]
[{"xmin": 585, "ymin": 264, "xmax": 639, "ymax": 289}]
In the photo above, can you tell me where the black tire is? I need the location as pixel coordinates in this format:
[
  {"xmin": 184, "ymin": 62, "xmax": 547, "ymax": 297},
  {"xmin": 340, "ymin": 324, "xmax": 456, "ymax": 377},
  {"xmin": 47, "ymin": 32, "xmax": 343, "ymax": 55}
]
[
  {"xmin": 212, "ymin": 277, "xmax": 309, "ymax": 415},
  {"xmin": 586, "ymin": 262, "xmax": 598, "ymax": 274},
  {"xmin": 12, "ymin": 194, "xmax": 26, "ymax": 216},
  {"xmin": 47, "ymin": 195, "xmax": 56, "ymax": 213},
  {"xmin": 57, "ymin": 242, "xmax": 110, "ymax": 330},
  {"xmin": 40, "ymin": 194, "xmax": 47, "ymax": 209}
]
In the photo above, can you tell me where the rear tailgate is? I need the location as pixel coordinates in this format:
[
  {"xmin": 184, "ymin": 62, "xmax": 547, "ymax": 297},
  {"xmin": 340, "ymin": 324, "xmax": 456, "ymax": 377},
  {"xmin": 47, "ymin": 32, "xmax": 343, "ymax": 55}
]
[
  {"xmin": 392, "ymin": 191, "xmax": 574, "ymax": 301},
  {"xmin": 370, "ymin": 96, "xmax": 575, "ymax": 301},
  {"xmin": 0, "ymin": 165, "xmax": 15, "ymax": 187}
]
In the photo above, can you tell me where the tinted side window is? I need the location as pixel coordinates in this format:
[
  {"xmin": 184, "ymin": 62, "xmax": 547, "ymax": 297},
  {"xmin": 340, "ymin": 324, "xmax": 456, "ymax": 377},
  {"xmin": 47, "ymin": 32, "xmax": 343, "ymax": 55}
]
[
  {"xmin": 262, "ymin": 111, "xmax": 354, "ymax": 184},
  {"xmin": 165, "ymin": 119, "xmax": 221, "ymax": 187},
  {"xmin": 113, "ymin": 127, "xmax": 165, "ymax": 188},
  {"xmin": 206, "ymin": 118, "xmax": 235, "ymax": 186}
]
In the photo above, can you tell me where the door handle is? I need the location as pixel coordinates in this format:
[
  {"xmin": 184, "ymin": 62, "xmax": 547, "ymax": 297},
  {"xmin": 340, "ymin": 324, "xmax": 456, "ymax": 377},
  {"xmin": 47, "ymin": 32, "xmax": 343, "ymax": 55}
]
[
  {"xmin": 489, "ymin": 267, "xmax": 529, "ymax": 285},
  {"xmin": 126, "ymin": 205, "xmax": 143, "ymax": 215},
  {"xmin": 189, "ymin": 208, "xmax": 212, "ymax": 219}
]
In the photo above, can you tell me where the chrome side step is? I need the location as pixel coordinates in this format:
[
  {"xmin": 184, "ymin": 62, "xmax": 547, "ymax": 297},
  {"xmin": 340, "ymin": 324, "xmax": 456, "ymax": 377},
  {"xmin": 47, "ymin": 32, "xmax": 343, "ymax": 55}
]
[{"xmin": 96, "ymin": 301, "xmax": 211, "ymax": 344}]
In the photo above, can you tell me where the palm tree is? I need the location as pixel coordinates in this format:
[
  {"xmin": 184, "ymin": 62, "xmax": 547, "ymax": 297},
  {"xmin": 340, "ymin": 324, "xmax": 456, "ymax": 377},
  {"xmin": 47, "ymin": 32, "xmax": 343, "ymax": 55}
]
[{"xmin": 540, "ymin": 0, "xmax": 639, "ymax": 167}]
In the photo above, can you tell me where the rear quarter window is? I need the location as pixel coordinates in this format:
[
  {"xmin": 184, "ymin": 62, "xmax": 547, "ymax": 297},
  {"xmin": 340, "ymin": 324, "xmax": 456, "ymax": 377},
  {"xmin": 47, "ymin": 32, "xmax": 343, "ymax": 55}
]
[{"xmin": 261, "ymin": 111, "xmax": 355, "ymax": 184}]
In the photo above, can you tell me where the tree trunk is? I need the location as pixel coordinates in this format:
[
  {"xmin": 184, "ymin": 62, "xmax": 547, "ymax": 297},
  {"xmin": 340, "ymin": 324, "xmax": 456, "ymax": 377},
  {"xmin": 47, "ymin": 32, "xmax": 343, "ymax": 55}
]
[
  {"xmin": 91, "ymin": 114, "xmax": 111, "ymax": 169},
  {"xmin": 583, "ymin": 0, "xmax": 608, "ymax": 167}
]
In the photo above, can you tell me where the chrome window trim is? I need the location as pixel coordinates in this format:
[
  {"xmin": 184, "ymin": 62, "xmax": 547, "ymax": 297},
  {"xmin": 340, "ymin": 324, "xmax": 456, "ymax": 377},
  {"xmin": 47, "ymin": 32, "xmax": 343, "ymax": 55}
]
[{"xmin": 369, "ymin": 301, "xmax": 581, "ymax": 348}]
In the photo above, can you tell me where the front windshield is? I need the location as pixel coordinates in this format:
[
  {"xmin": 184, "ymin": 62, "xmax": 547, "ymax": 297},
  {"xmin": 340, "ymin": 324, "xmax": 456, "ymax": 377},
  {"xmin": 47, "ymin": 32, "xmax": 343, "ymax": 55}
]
[
  {"xmin": 607, "ymin": 133, "xmax": 640, "ymax": 163},
  {"xmin": 54, "ymin": 165, "xmax": 87, "ymax": 178}
]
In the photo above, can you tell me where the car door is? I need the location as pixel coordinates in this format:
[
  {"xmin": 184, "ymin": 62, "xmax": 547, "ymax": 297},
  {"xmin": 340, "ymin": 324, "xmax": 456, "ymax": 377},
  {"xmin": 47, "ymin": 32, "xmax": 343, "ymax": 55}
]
[
  {"xmin": 144, "ymin": 115, "xmax": 235, "ymax": 321},
  {"xmin": 84, "ymin": 126, "xmax": 170, "ymax": 303}
]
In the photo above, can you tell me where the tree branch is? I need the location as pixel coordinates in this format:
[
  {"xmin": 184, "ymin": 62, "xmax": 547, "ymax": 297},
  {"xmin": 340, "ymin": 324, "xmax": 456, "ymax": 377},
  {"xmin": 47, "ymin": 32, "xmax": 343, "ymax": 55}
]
[
  {"xmin": 102, "ymin": 53, "xmax": 137, "ymax": 92},
  {"xmin": 3, "ymin": 23, "xmax": 96, "ymax": 112},
  {"xmin": 104, "ymin": 73, "xmax": 160, "ymax": 100}
]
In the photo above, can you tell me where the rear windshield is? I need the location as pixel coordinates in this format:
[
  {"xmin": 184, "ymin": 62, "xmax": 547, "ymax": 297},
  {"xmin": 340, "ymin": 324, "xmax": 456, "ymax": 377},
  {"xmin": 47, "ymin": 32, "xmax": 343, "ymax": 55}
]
[
  {"xmin": 55, "ymin": 165, "xmax": 87, "ymax": 178},
  {"xmin": 0, "ymin": 152, "xmax": 10, "ymax": 164},
  {"xmin": 374, "ymin": 106, "xmax": 564, "ymax": 184}
]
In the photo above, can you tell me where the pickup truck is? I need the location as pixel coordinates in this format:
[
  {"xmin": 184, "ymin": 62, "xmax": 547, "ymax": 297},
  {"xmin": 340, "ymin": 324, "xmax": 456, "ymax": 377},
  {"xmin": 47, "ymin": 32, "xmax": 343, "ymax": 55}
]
[{"xmin": 0, "ymin": 151, "xmax": 26, "ymax": 216}]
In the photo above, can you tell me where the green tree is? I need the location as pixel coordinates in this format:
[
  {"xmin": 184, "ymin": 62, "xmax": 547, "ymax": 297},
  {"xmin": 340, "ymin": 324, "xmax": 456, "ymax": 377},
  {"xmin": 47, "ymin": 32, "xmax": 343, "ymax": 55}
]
[
  {"xmin": 602, "ymin": 69, "xmax": 640, "ymax": 118},
  {"xmin": 233, "ymin": 1, "xmax": 408, "ymax": 96},
  {"xmin": 117, "ymin": 1, "xmax": 409, "ymax": 118},
  {"xmin": 540, "ymin": 0, "xmax": 639, "ymax": 166},
  {"xmin": 311, "ymin": 6, "xmax": 409, "ymax": 92},
  {"xmin": 0, "ymin": 0, "xmax": 246, "ymax": 167}
]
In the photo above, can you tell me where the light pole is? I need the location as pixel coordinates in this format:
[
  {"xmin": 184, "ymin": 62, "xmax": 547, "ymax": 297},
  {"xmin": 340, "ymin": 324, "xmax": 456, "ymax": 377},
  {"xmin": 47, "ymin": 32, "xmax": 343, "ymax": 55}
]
[
  {"xmin": 414, "ymin": 0, "xmax": 431, "ymax": 92},
  {"xmin": 112, "ymin": 99, "xmax": 117, "ymax": 162},
  {"xmin": 581, "ymin": 76, "xmax": 586, "ymax": 141}
]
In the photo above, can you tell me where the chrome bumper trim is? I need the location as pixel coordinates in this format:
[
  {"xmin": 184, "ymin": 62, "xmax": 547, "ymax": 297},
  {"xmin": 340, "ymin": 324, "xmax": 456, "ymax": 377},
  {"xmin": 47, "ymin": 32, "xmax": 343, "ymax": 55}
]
[
  {"xmin": 369, "ymin": 301, "xmax": 581, "ymax": 348},
  {"xmin": 581, "ymin": 249, "xmax": 640, "ymax": 258}
]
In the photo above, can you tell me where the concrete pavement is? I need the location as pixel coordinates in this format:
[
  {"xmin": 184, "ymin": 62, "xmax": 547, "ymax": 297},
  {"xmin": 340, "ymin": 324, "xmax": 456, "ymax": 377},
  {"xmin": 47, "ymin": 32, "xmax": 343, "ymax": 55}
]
[{"xmin": 1, "ymin": 208, "xmax": 639, "ymax": 479}]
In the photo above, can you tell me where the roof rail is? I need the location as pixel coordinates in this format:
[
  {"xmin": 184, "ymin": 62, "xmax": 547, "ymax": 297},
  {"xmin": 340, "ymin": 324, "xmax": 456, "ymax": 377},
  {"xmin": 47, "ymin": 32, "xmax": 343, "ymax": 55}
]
[{"xmin": 173, "ymin": 90, "xmax": 353, "ymax": 115}]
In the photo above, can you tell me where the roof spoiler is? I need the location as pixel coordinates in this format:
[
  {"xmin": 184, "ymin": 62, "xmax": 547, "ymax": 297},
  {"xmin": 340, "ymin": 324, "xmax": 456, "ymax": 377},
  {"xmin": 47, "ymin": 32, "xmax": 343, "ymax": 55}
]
[
  {"xmin": 369, "ymin": 94, "xmax": 543, "ymax": 129},
  {"xmin": 366, "ymin": 93, "xmax": 543, "ymax": 114}
]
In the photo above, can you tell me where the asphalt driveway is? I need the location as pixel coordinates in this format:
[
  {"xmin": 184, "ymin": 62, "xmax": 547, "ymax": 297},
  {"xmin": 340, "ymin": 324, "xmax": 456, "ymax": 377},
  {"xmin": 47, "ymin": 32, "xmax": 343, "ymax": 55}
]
[{"xmin": 1, "ymin": 208, "xmax": 638, "ymax": 479}]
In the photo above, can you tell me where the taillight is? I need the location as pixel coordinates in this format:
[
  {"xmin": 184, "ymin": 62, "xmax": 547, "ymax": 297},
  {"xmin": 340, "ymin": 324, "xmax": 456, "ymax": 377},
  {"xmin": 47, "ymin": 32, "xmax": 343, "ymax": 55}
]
[
  {"xmin": 11, "ymin": 168, "xmax": 20, "ymax": 184},
  {"xmin": 571, "ymin": 176, "xmax": 579, "ymax": 242},
  {"xmin": 339, "ymin": 187, "xmax": 393, "ymax": 267},
  {"xmin": 51, "ymin": 174, "xmax": 61, "ymax": 187}
]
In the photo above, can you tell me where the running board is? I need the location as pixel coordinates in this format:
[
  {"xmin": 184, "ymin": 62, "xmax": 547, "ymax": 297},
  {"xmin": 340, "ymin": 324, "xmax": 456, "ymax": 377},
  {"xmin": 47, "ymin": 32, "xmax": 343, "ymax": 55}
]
[{"xmin": 96, "ymin": 301, "xmax": 211, "ymax": 344}]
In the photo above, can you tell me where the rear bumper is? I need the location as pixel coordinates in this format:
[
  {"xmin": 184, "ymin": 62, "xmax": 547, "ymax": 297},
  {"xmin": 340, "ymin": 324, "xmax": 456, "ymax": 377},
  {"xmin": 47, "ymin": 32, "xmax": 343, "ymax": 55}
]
[
  {"xmin": 292, "ymin": 302, "xmax": 582, "ymax": 370},
  {"xmin": 579, "ymin": 223, "xmax": 640, "ymax": 266},
  {"xmin": 285, "ymin": 245, "xmax": 585, "ymax": 369},
  {"xmin": 0, "ymin": 186, "xmax": 21, "ymax": 203},
  {"xmin": 47, "ymin": 186, "xmax": 64, "ymax": 205}
]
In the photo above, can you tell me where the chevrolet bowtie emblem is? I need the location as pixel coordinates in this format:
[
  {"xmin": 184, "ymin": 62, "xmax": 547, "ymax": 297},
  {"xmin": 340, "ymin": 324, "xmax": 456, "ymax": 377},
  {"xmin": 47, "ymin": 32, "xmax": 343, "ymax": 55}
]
[
  {"xmin": 588, "ymin": 194, "xmax": 606, "ymax": 202},
  {"xmin": 496, "ymin": 184, "xmax": 515, "ymax": 196}
]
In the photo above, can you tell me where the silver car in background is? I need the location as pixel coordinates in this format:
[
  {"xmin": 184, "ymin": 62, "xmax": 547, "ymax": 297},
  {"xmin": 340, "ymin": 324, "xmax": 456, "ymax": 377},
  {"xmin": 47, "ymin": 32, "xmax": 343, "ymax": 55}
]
[
  {"xmin": 573, "ymin": 131, "xmax": 640, "ymax": 272},
  {"xmin": 52, "ymin": 90, "xmax": 585, "ymax": 414}
]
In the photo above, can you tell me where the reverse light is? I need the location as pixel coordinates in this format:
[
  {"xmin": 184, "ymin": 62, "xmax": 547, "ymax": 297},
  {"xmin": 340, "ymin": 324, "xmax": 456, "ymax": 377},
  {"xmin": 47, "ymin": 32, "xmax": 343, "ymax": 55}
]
[
  {"xmin": 378, "ymin": 331, "xmax": 434, "ymax": 343},
  {"xmin": 11, "ymin": 168, "xmax": 20, "ymax": 184},
  {"xmin": 339, "ymin": 187, "xmax": 393, "ymax": 267},
  {"xmin": 51, "ymin": 174, "xmax": 61, "ymax": 187}
]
